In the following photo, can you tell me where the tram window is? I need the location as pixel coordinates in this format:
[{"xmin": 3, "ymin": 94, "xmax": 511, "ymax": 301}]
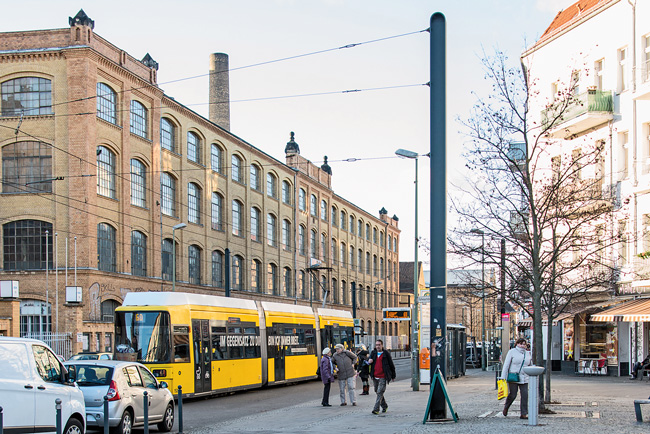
[
  {"xmin": 229, "ymin": 345, "xmax": 243, "ymax": 359},
  {"xmin": 244, "ymin": 327, "xmax": 256, "ymax": 334},
  {"xmin": 173, "ymin": 332, "xmax": 190, "ymax": 362},
  {"xmin": 228, "ymin": 326, "xmax": 242, "ymax": 334}
]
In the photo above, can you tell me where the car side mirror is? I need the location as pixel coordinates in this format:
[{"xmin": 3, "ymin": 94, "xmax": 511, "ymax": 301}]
[{"xmin": 159, "ymin": 381, "xmax": 168, "ymax": 389}]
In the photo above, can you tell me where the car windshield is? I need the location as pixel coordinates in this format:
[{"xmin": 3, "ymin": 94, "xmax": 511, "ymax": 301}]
[
  {"xmin": 115, "ymin": 311, "xmax": 171, "ymax": 363},
  {"xmin": 70, "ymin": 354, "xmax": 99, "ymax": 360},
  {"xmin": 70, "ymin": 365, "xmax": 113, "ymax": 386}
]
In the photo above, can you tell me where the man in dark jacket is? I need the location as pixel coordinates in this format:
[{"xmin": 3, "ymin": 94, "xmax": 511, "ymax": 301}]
[{"xmin": 367, "ymin": 339, "xmax": 396, "ymax": 415}]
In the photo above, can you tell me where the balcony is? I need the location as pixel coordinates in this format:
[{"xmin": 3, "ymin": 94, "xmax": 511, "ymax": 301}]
[
  {"xmin": 541, "ymin": 89, "xmax": 614, "ymax": 139},
  {"xmin": 635, "ymin": 59, "xmax": 650, "ymax": 100}
]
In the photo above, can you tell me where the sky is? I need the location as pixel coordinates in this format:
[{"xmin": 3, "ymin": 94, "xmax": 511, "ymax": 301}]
[{"xmin": 1, "ymin": 0, "xmax": 576, "ymax": 264}]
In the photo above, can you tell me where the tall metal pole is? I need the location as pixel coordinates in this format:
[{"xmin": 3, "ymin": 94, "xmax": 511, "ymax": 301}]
[
  {"xmin": 428, "ymin": 12, "xmax": 448, "ymax": 420},
  {"xmin": 481, "ymin": 232, "xmax": 486, "ymax": 371},
  {"xmin": 74, "ymin": 237, "xmax": 77, "ymax": 288},
  {"xmin": 412, "ymin": 157, "xmax": 420, "ymax": 390},
  {"xmin": 45, "ymin": 230, "xmax": 49, "ymax": 332},
  {"xmin": 55, "ymin": 233, "xmax": 58, "ymax": 334},
  {"xmin": 172, "ymin": 228, "xmax": 177, "ymax": 292}
]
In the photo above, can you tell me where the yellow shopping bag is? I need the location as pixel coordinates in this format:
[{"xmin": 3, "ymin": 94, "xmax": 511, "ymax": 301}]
[{"xmin": 497, "ymin": 379, "xmax": 508, "ymax": 400}]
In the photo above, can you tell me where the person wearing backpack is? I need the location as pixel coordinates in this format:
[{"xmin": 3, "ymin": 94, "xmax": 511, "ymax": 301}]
[{"xmin": 500, "ymin": 337, "xmax": 532, "ymax": 419}]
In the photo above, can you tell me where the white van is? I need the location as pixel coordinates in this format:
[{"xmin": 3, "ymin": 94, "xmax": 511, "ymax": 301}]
[{"xmin": 0, "ymin": 337, "xmax": 86, "ymax": 434}]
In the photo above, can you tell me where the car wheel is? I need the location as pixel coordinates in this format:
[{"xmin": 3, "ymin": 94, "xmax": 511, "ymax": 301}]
[
  {"xmin": 157, "ymin": 403, "xmax": 174, "ymax": 432},
  {"xmin": 64, "ymin": 418, "xmax": 83, "ymax": 434},
  {"xmin": 112, "ymin": 410, "xmax": 132, "ymax": 434}
]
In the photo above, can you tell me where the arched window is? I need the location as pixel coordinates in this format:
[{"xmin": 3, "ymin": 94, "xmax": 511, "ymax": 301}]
[
  {"xmin": 97, "ymin": 145, "xmax": 116, "ymax": 198},
  {"xmin": 340, "ymin": 242, "xmax": 346, "ymax": 267},
  {"xmin": 332, "ymin": 278, "xmax": 339, "ymax": 304},
  {"xmin": 320, "ymin": 200, "xmax": 327, "ymax": 220},
  {"xmin": 366, "ymin": 286, "xmax": 371, "ymax": 308},
  {"xmin": 331, "ymin": 206, "xmax": 338, "ymax": 227},
  {"xmin": 340, "ymin": 211, "xmax": 347, "ymax": 230},
  {"xmin": 331, "ymin": 238, "xmax": 336, "ymax": 265},
  {"xmin": 188, "ymin": 182, "xmax": 201, "ymax": 224},
  {"xmin": 2, "ymin": 141, "xmax": 52, "ymax": 193},
  {"xmin": 380, "ymin": 257, "xmax": 385, "ymax": 278},
  {"xmin": 160, "ymin": 118, "xmax": 175, "ymax": 152},
  {"xmin": 349, "ymin": 245, "xmax": 355, "ymax": 269},
  {"xmin": 282, "ymin": 180, "xmax": 292, "ymax": 205},
  {"xmin": 211, "ymin": 144, "xmax": 223, "ymax": 173},
  {"xmin": 380, "ymin": 231, "xmax": 385, "ymax": 247},
  {"xmin": 130, "ymin": 159, "xmax": 146, "ymax": 208},
  {"xmin": 232, "ymin": 255, "xmax": 243, "ymax": 290},
  {"xmin": 310, "ymin": 194, "xmax": 317, "ymax": 216},
  {"xmin": 282, "ymin": 219, "xmax": 291, "ymax": 250},
  {"xmin": 380, "ymin": 289, "xmax": 385, "ymax": 309},
  {"xmin": 298, "ymin": 225, "xmax": 306, "ymax": 255},
  {"xmin": 130, "ymin": 100, "xmax": 148, "ymax": 138},
  {"xmin": 310, "ymin": 229, "xmax": 317, "ymax": 258},
  {"xmin": 268, "ymin": 263, "xmax": 278, "ymax": 295},
  {"xmin": 1, "ymin": 77, "xmax": 52, "ymax": 116},
  {"xmin": 251, "ymin": 259, "xmax": 261, "ymax": 292},
  {"xmin": 358, "ymin": 220, "xmax": 363, "ymax": 237},
  {"xmin": 373, "ymin": 227, "xmax": 378, "ymax": 244},
  {"xmin": 96, "ymin": 82, "xmax": 116, "ymax": 124},
  {"xmin": 358, "ymin": 249, "xmax": 363, "ymax": 273},
  {"xmin": 161, "ymin": 172, "xmax": 176, "ymax": 217},
  {"xmin": 267, "ymin": 214, "xmax": 277, "ymax": 247},
  {"xmin": 250, "ymin": 164, "xmax": 261, "ymax": 190},
  {"xmin": 349, "ymin": 215, "xmax": 354, "ymax": 233},
  {"xmin": 321, "ymin": 233, "xmax": 328, "ymax": 262},
  {"xmin": 266, "ymin": 173, "xmax": 277, "ymax": 198},
  {"xmin": 232, "ymin": 200, "xmax": 243, "ymax": 236},
  {"xmin": 101, "ymin": 299, "xmax": 120, "ymax": 323},
  {"xmin": 250, "ymin": 207, "xmax": 261, "ymax": 242},
  {"xmin": 212, "ymin": 250, "xmax": 224, "ymax": 288},
  {"xmin": 388, "ymin": 235, "xmax": 393, "ymax": 251},
  {"xmin": 162, "ymin": 238, "xmax": 173, "ymax": 280},
  {"xmin": 321, "ymin": 275, "xmax": 328, "ymax": 301},
  {"xmin": 131, "ymin": 230, "xmax": 147, "ymax": 276},
  {"xmin": 187, "ymin": 132, "xmax": 201, "ymax": 164},
  {"xmin": 367, "ymin": 320, "xmax": 372, "ymax": 336},
  {"xmin": 97, "ymin": 223, "xmax": 116, "ymax": 272},
  {"xmin": 299, "ymin": 188, "xmax": 306, "ymax": 211},
  {"xmin": 373, "ymin": 255, "xmax": 378, "ymax": 277},
  {"xmin": 188, "ymin": 245, "xmax": 201, "ymax": 284},
  {"xmin": 366, "ymin": 224, "xmax": 371, "ymax": 241},
  {"xmin": 366, "ymin": 252, "xmax": 371, "ymax": 275},
  {"xmin": 299, "ymin": 270, "xmax": 307, "ymax": 299},
  {"xmin": 283, "ymin": 267, "xmax": 292, "ymax": 297},
  {"xmin": 341, "ymin": 280, "xmax": 346, "ymax": 305},
  {"xmin": 381, "ymin": 322, "xmax": 386, "ymax": 335},
  {"xmin": 231, "ymin": 155, "xmax": 242, "ymax": 182},
  {"xmin": 2, "ymin": 220, "xmax": 52, "ymax": 270},
  {"xmin": 211, "ymin": 192, "xmax": 223, "ymax": 231}
]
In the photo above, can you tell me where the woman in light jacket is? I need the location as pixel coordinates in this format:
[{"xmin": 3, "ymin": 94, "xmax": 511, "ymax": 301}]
[{"xmin": 500, "ymin": 337, "xmax": 532, "ymax": 419}]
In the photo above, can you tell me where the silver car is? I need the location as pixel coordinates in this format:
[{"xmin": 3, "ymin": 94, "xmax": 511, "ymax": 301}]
[{"xmin": 64, "ymin": 360, "xmax": 173, "ymax": 434}]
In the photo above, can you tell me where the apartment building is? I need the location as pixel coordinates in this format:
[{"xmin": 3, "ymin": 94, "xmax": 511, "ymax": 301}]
[
  {"xmin": 0, "ymin": 10, "xmax": 400, "ymax": 354},
  {"xmin": 522, "ymin": 0, "xmax": 650, "ymax": 375}
]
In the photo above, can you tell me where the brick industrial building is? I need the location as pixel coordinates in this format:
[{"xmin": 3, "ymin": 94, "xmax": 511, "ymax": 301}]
[{"xmin": 0, "ymin": 10, "xmax": 400, "ymax": 355}]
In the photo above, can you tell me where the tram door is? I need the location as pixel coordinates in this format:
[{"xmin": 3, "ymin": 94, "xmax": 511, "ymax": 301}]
[
  {"xmin": 271, "ymin": 324, "xmax": 285, "ymax": 382},
  {"xmin": 192, "ymin": 319, "xmax": 212, "ymax": 393}
]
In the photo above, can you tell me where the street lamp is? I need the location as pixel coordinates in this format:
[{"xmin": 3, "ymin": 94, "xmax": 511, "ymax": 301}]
[
  {"xmin": 172, "ymin": 223, "xmax": 187, "ymax": 292},
  {"xmin": 470, "ymin": 228, "xmax": 487, "ymax": 371},
  {"xmin": 374, "ymin": 281, "xmax": 382, "ymax": 343},
  {"xmin": 395, "ymin": 148, "xmax": 421, "ymax": 390}
]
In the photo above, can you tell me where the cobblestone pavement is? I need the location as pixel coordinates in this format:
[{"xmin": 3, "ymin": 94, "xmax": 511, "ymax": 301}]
[{"xmin": 190, "ymin": 368, "xmax": 650, "ymax": 433}]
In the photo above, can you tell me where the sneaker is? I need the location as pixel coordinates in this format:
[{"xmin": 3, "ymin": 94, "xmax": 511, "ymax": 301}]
[
  {"xmin": 371, "ymin": 410, "xmax": 379, "ymax": 415},
  {"xmin": 520, "ymin": 415, "xmax": 528, "ymax": 420},
  {"xmin": 382, "ymin": 406, "xmax": 388, "ymax": 413},
  {"xmin": 340, "ymin": 403, "xmax": 347, "ymax": 406}
]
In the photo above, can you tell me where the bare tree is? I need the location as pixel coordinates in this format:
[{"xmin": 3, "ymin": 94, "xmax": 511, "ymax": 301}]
[{"xmin": 449, "ymin": 50, "xmax": 622, "ymax": 404}]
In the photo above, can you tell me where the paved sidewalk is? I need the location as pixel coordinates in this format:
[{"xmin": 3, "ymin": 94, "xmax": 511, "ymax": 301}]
[{"xmin": 191, "ymin": 369, "xmax": 650, "ymax": 433}]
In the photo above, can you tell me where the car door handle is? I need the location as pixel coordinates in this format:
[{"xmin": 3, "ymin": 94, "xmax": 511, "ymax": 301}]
[
  {"xmin": 24, "ymin": 384, "xmax": 34, "ymax": 389},
  {"xmin": 37, "ymin": 386, "xmax": 46, "ymax": 390}
]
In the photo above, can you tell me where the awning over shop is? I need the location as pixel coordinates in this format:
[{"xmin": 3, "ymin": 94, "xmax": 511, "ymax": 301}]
[
  {"xmin": 591, "ymin": 298, "xmax": 650, "ymax": 322},
  {"xmin": 518, "ymin": 312, "xmax": 573, "ymax": 327}
]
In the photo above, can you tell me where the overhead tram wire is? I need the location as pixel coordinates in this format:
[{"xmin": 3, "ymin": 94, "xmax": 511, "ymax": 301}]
[{"xmin": 46, "ymin": 28, "xmax": 429, "ymax": 111}]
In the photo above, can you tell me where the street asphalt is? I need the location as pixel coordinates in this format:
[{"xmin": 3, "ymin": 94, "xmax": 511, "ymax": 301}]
[{"xmin": 187, "ymin": 365, "xmax": 650, "ymax": 434}]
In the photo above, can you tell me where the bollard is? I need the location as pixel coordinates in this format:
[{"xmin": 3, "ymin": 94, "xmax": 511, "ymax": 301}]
[
  {"xmin": 143, "ymin": 391, "xmax": 149, "ymax": 434},
  {"xmin": 103, "ymin": 396, "xmax": 109, "ymax": 434},
  {"xmin": 1, "ymin": 405, "xmax": 4, "ymax": 434},
  {"xmin": 177, "ymin": 385, "xmax": 183, "ymax": 434},
  {"xmin": 523, "ymin": 366, "xmax": 545, "ymax": 426},
  {"xmin": 55, "ymin": 398, "xmax": 62, "ymax": 434}
]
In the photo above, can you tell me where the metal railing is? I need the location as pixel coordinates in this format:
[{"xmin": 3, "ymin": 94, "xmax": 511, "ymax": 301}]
[
  {"xmin": 541, "ymin": 89, "xmax": 613, "ymax": 128},
  {"xmin": 22, "ymin": 332, "xmax": 72, "ymax": 359}
]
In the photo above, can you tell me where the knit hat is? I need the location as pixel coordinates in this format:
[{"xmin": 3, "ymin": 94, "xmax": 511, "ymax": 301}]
[
  {"xmin": 322, "ymin": 348, "xmax": 331, "ymax": 355},
  {"xmin": 335, "ymin": 344, "xmax": 344, "ymax": 350}
]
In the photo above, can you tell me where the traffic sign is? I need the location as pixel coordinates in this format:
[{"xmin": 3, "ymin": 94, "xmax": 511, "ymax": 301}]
[{"xmin": 417, "ymin": 296, "xmax": 430, "ymax": 303}]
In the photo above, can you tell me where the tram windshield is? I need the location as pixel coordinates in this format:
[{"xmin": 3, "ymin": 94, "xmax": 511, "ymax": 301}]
[{"xmin": 115, "ymin": 311, "xmax": 171, "ymax": 363}]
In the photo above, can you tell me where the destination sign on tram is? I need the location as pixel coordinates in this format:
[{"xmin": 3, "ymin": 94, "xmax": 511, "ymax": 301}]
[{"xmin": 382, "ymin": 308, "xmax": 410, "ymax": 321}]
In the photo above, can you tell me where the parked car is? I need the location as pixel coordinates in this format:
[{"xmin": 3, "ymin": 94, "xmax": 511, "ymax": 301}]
[
  {"xmin": 0, "ymin": 337, "xmax": 86, "ymax": 434},
  {"xmin": 69, "ymin": 352, "xmax": 114, "ymax": 361},
  {"xmin": 64, "ymin": 360, "xmax": 174, "ymax": 434}
]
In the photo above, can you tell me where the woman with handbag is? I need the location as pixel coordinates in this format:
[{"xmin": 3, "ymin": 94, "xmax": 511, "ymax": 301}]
[{"xmin": 500, "ymin": 337, "xmax": 532, "ymax": 419}]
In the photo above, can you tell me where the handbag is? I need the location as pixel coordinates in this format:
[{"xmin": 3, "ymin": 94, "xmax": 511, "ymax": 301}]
[
  {"xmin": 506, "ymin": 353, "xmax": 526, "ymax": 383},
  {"xmin": 497, "ymin": 379, "xmax": 508, "ymax": 400}
]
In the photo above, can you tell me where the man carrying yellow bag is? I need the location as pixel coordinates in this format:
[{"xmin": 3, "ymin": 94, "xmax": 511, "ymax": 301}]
[{"xmin": 497, "ymin": 378, "xmax": 508, "ymax": 400}]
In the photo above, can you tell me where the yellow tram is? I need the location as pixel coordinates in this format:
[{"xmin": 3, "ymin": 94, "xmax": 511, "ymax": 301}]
[{"xmin": 114, "ymin": 292, "xmax": 354, "ymax": 397}]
